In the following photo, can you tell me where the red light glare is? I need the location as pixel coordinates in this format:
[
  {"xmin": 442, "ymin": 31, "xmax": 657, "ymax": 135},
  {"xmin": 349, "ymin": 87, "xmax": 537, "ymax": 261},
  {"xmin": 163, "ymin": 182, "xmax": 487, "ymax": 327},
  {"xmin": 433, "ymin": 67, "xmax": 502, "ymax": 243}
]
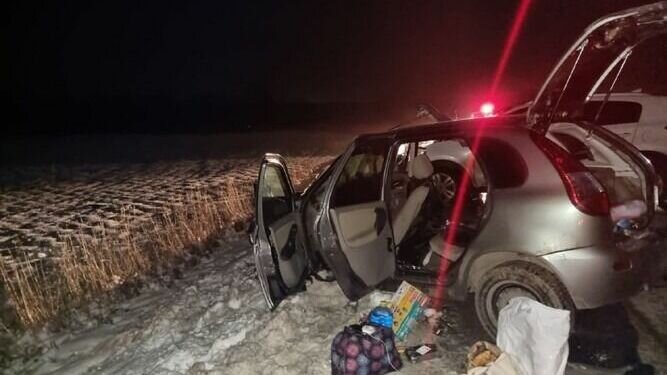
[
  {"xmin": 480, "ymin": 102, "xmax": 495, "ymax": 117},
  {"xmin": 430, "ymin": 0, "xmax": 533, "ymax": 316}
]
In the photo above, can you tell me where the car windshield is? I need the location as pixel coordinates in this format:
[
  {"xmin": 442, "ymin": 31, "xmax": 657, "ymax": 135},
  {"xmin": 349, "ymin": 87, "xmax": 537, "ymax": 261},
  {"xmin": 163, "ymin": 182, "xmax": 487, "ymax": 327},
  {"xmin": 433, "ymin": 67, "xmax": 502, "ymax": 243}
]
[{"xmin": 300, "ymin": 155, "xmax": 341, "ymax": 196}]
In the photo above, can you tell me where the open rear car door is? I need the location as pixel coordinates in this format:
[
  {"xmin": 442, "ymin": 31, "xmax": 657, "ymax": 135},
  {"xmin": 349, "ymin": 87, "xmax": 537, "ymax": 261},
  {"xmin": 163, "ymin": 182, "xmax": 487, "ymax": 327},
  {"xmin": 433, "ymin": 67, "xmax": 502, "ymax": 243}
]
[{"xmin": 251, "ymin": 154, "xmax": 307, "ymax": 310}]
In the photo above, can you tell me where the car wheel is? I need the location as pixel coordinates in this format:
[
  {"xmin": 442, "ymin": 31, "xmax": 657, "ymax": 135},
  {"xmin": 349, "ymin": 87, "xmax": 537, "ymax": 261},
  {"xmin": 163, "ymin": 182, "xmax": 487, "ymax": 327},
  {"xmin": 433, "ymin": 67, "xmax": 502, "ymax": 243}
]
[
  {"xmin": 474, "ymin": 261, "xmax": 575, "ymax": 338},
  {"xmin": 432, "ymin": 167, "xmax": 463, "ymax": 203}
]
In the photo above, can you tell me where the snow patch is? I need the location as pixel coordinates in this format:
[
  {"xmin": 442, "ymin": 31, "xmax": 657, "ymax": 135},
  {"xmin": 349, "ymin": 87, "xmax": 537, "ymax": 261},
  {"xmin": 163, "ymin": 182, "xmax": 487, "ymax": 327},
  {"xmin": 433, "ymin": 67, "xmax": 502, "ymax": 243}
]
[
  {"xmin": 228, "ymin": 297, "xmax": 242, "ymax": 310},
  {"xmin": 207, "ymin": 329, "xmax": 247, "ymax": 357}
]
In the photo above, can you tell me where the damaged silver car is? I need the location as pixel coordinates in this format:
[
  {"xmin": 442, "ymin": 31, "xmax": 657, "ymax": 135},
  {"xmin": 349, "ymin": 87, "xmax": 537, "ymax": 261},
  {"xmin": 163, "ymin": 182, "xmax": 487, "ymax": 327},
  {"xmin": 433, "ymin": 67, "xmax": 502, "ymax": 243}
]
[{"xmin": 250, "ymin": 2, "xmax": 665, "ymax": 336}]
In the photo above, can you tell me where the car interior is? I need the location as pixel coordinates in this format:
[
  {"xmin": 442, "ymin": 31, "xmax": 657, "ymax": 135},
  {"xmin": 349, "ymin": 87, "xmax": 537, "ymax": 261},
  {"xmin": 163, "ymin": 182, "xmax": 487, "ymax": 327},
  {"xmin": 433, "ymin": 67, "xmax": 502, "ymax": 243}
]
[
  {"xmin": 388, "ymin": 138, "xmax": 489, "ymax": 271},
  {"xmin": 547, "ymin": 123, "xmax": 646, "ymax": 208}
]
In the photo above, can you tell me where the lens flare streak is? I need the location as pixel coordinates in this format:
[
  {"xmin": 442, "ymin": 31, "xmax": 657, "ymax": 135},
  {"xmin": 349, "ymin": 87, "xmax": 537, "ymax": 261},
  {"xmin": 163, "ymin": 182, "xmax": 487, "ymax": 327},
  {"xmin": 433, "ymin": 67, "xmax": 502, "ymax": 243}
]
[{"xmin": 432, "ymin": 0, "xmax": 533, "ymax": 312}]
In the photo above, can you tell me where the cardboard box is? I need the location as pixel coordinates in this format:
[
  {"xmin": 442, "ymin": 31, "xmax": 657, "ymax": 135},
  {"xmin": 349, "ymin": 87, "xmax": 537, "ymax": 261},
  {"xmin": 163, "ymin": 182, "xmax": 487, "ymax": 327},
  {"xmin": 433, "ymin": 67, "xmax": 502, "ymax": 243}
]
[{"xmin": 390, "ymin": 281, "xmax": 430, "ymax": 340}]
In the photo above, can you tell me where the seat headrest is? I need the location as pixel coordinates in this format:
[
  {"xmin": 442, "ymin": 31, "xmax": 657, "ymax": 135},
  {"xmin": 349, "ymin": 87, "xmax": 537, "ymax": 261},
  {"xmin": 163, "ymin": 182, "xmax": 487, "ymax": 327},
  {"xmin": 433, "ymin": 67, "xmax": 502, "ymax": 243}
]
[{"xmin": 409, "ymin": 154, "xmax": 433, "ymax": 179}]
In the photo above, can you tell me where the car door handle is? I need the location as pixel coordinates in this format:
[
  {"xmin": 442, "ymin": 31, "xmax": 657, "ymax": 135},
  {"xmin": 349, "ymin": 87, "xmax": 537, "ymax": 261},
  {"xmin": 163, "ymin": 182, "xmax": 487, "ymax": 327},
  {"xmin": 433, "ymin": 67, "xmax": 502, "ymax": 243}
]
[{"xmin": 374, "ymin": 207, "xmax": 387, "ymax": 236}]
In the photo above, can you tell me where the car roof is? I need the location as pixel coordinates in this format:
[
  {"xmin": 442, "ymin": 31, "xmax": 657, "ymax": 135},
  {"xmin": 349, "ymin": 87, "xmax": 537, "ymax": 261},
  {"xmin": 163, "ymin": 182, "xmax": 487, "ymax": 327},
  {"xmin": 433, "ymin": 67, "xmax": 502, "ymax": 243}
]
[
  {"xmin": 355, "ymin": 115, "xmax": 528, "ymax": 143},
  {"xmin": 589, "ymin": 92, "xmax": 667, "ymax": 101}
]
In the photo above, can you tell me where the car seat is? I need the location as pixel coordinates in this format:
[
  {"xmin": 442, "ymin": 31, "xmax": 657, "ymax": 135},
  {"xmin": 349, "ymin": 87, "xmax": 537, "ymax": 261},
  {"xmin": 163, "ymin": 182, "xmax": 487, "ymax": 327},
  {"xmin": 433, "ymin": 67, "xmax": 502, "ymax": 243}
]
[{"xmin": 392, "ymin": 154, "xmax": 433, "ymax": 245}]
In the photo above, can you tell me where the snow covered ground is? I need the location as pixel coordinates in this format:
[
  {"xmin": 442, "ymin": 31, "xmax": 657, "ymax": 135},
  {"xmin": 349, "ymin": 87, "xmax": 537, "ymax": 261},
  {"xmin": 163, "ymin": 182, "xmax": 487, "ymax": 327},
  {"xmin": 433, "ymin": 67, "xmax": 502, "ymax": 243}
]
[
  {"xmin": 9, "ymin": 233, "xmax": 453, "ymax": 375},
  {"xmin": 6, "ymin": 230, "xmax": 665, "ymax": 375}
]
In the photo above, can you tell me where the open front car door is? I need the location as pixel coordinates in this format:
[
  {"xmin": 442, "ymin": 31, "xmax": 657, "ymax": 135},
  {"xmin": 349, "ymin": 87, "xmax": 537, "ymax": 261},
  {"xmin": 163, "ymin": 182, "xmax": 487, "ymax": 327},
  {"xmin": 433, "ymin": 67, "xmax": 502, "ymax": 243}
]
[{"xmin": 251, "ymin": 153, "xmax": 307, "ymax": 310}]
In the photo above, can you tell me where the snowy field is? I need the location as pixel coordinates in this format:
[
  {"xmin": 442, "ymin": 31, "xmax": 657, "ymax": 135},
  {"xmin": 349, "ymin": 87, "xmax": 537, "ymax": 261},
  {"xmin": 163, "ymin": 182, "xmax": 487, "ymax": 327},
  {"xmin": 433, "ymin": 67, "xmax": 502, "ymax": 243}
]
[
  {"xmin": 1, "ymin": 147, "xmax": 665, "ymax": 374},
  {"xmin": 5, "ymin": 232, "xmax": 666, "ymax": 375}
]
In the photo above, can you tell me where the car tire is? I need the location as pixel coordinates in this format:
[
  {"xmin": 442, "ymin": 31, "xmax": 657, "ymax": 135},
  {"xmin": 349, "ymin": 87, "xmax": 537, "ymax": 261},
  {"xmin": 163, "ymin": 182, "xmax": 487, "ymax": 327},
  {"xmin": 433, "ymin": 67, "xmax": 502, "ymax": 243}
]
[
  {"xmin": 431, "ymin": 163, "xmax": 465, "ymax": 204},
  {"xmin": 474, "ymin": 261, "xmax": 575, "ymax": 338}
]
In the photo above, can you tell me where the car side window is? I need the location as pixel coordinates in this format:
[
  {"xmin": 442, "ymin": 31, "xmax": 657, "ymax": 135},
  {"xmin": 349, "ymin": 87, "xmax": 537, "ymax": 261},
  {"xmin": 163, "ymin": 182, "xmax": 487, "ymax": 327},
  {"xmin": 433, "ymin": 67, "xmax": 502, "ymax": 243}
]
[
  {"xmin": 582, "ymin": 101, "xmax": 642, "ymax": 125},
  {"xmin": 475, "ymin": 138, "xmax": 528, "ymax": 188},
  {"xmin": 394, "ymin": 143, "xmax": 410, "ymax": 174},
  {"xmin": 331, "ymin": 140, "xmax": 388, "ymax": 208},
  {"xmin": 263, "ymin": 165, "xmax": 289, "ymax": 198},
  {"xmin": 550, "ymin": 132, "xmax": 595, "ymax": 161}
]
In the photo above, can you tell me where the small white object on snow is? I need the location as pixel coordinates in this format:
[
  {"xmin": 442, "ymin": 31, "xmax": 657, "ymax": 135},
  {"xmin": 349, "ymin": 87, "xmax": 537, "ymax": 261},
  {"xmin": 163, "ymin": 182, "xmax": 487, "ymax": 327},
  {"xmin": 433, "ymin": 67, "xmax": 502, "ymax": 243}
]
[
  {"xmin": 416, "ymin": 345, "xmax": 432, "ymax": 355},
  {"xmin": 227, "ymin": 298, "xmax": 242, "ymax": 310}
]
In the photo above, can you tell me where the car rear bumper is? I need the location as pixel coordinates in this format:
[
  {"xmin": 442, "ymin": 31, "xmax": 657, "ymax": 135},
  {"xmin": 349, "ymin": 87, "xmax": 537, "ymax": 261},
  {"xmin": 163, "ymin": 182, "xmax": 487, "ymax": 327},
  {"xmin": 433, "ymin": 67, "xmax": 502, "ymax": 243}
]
[{"xmin": 541, "ymin": 245, "xmax": 650, "ymax": 310}]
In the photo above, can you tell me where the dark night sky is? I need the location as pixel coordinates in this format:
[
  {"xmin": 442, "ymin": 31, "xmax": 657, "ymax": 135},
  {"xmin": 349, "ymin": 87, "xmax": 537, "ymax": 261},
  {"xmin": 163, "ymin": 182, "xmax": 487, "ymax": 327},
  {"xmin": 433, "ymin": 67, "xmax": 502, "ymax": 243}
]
[{"xmin": 6, "ymin": 0, "xmax": 653, "ymax": 134}]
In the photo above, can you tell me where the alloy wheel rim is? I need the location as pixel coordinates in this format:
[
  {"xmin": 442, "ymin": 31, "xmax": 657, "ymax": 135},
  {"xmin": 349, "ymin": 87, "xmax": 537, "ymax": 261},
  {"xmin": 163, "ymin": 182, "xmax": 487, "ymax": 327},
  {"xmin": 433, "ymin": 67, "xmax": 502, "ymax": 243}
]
[{"xmin": 433, "ymin": 172, "xmax": 457, "ymax": 201}]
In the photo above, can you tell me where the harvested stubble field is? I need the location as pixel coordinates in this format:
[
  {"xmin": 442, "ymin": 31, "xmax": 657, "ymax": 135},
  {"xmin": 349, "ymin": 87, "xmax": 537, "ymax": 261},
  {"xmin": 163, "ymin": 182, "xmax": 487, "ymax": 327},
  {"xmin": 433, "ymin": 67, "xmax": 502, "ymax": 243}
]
[{"xmin": 0, "ymin": 156, "xmax": 332, "ymax": 328}]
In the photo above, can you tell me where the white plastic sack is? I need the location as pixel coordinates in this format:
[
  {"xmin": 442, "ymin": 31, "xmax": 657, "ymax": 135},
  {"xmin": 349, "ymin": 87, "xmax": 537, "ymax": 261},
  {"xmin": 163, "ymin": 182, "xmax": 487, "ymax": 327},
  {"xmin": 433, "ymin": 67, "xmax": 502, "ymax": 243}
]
[{"xmin": 496, "ymin": 297, "xmax": 570, "ymax": 375}]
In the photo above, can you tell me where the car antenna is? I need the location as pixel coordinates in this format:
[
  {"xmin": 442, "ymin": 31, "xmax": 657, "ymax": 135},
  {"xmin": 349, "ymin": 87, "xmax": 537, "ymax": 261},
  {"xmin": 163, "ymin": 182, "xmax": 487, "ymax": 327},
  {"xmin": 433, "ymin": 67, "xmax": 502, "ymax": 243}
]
[{"xmin": 389, "ymin": 104, "xmax": 449, "ymax": 131}]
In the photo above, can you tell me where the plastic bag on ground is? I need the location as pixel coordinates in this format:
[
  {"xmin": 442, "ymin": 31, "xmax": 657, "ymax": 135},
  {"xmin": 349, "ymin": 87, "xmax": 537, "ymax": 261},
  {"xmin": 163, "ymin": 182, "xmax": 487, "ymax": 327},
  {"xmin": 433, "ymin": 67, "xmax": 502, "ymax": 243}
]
[{"xmin": 496, "ymin": 297, "xmax": 570, "ymax": 375}]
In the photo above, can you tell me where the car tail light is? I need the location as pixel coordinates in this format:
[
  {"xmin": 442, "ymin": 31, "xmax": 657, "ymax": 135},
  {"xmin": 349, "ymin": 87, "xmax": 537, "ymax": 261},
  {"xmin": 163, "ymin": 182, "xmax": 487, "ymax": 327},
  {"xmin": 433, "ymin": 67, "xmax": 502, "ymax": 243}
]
[{"xmin": 532, "ymin": 134, "xmax": 610, "ymax": 216}]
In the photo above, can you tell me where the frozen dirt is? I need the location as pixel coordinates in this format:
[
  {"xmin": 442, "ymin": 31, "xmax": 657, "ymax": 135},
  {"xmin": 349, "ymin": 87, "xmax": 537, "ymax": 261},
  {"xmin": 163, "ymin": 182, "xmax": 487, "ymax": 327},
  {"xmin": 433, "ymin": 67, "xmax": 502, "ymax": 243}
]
[{"xmin": 6, "ymin": 231, "xmax": 666, "ymax": 375}]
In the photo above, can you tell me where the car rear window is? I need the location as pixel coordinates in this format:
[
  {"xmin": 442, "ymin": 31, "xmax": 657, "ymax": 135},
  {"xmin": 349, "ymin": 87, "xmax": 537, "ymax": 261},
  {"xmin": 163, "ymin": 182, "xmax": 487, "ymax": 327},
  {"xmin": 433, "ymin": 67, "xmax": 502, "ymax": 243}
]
[
  {"xmin": 582, "ymin": 101, "xmax": 642, "ymax": 125},
  {"xmin": 474, "ymin": 138, "xmax": 528, "ymax": 188},
  {"xmin": 550, "ymin": 132, "xmax": 594, "ymax": 161}
]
